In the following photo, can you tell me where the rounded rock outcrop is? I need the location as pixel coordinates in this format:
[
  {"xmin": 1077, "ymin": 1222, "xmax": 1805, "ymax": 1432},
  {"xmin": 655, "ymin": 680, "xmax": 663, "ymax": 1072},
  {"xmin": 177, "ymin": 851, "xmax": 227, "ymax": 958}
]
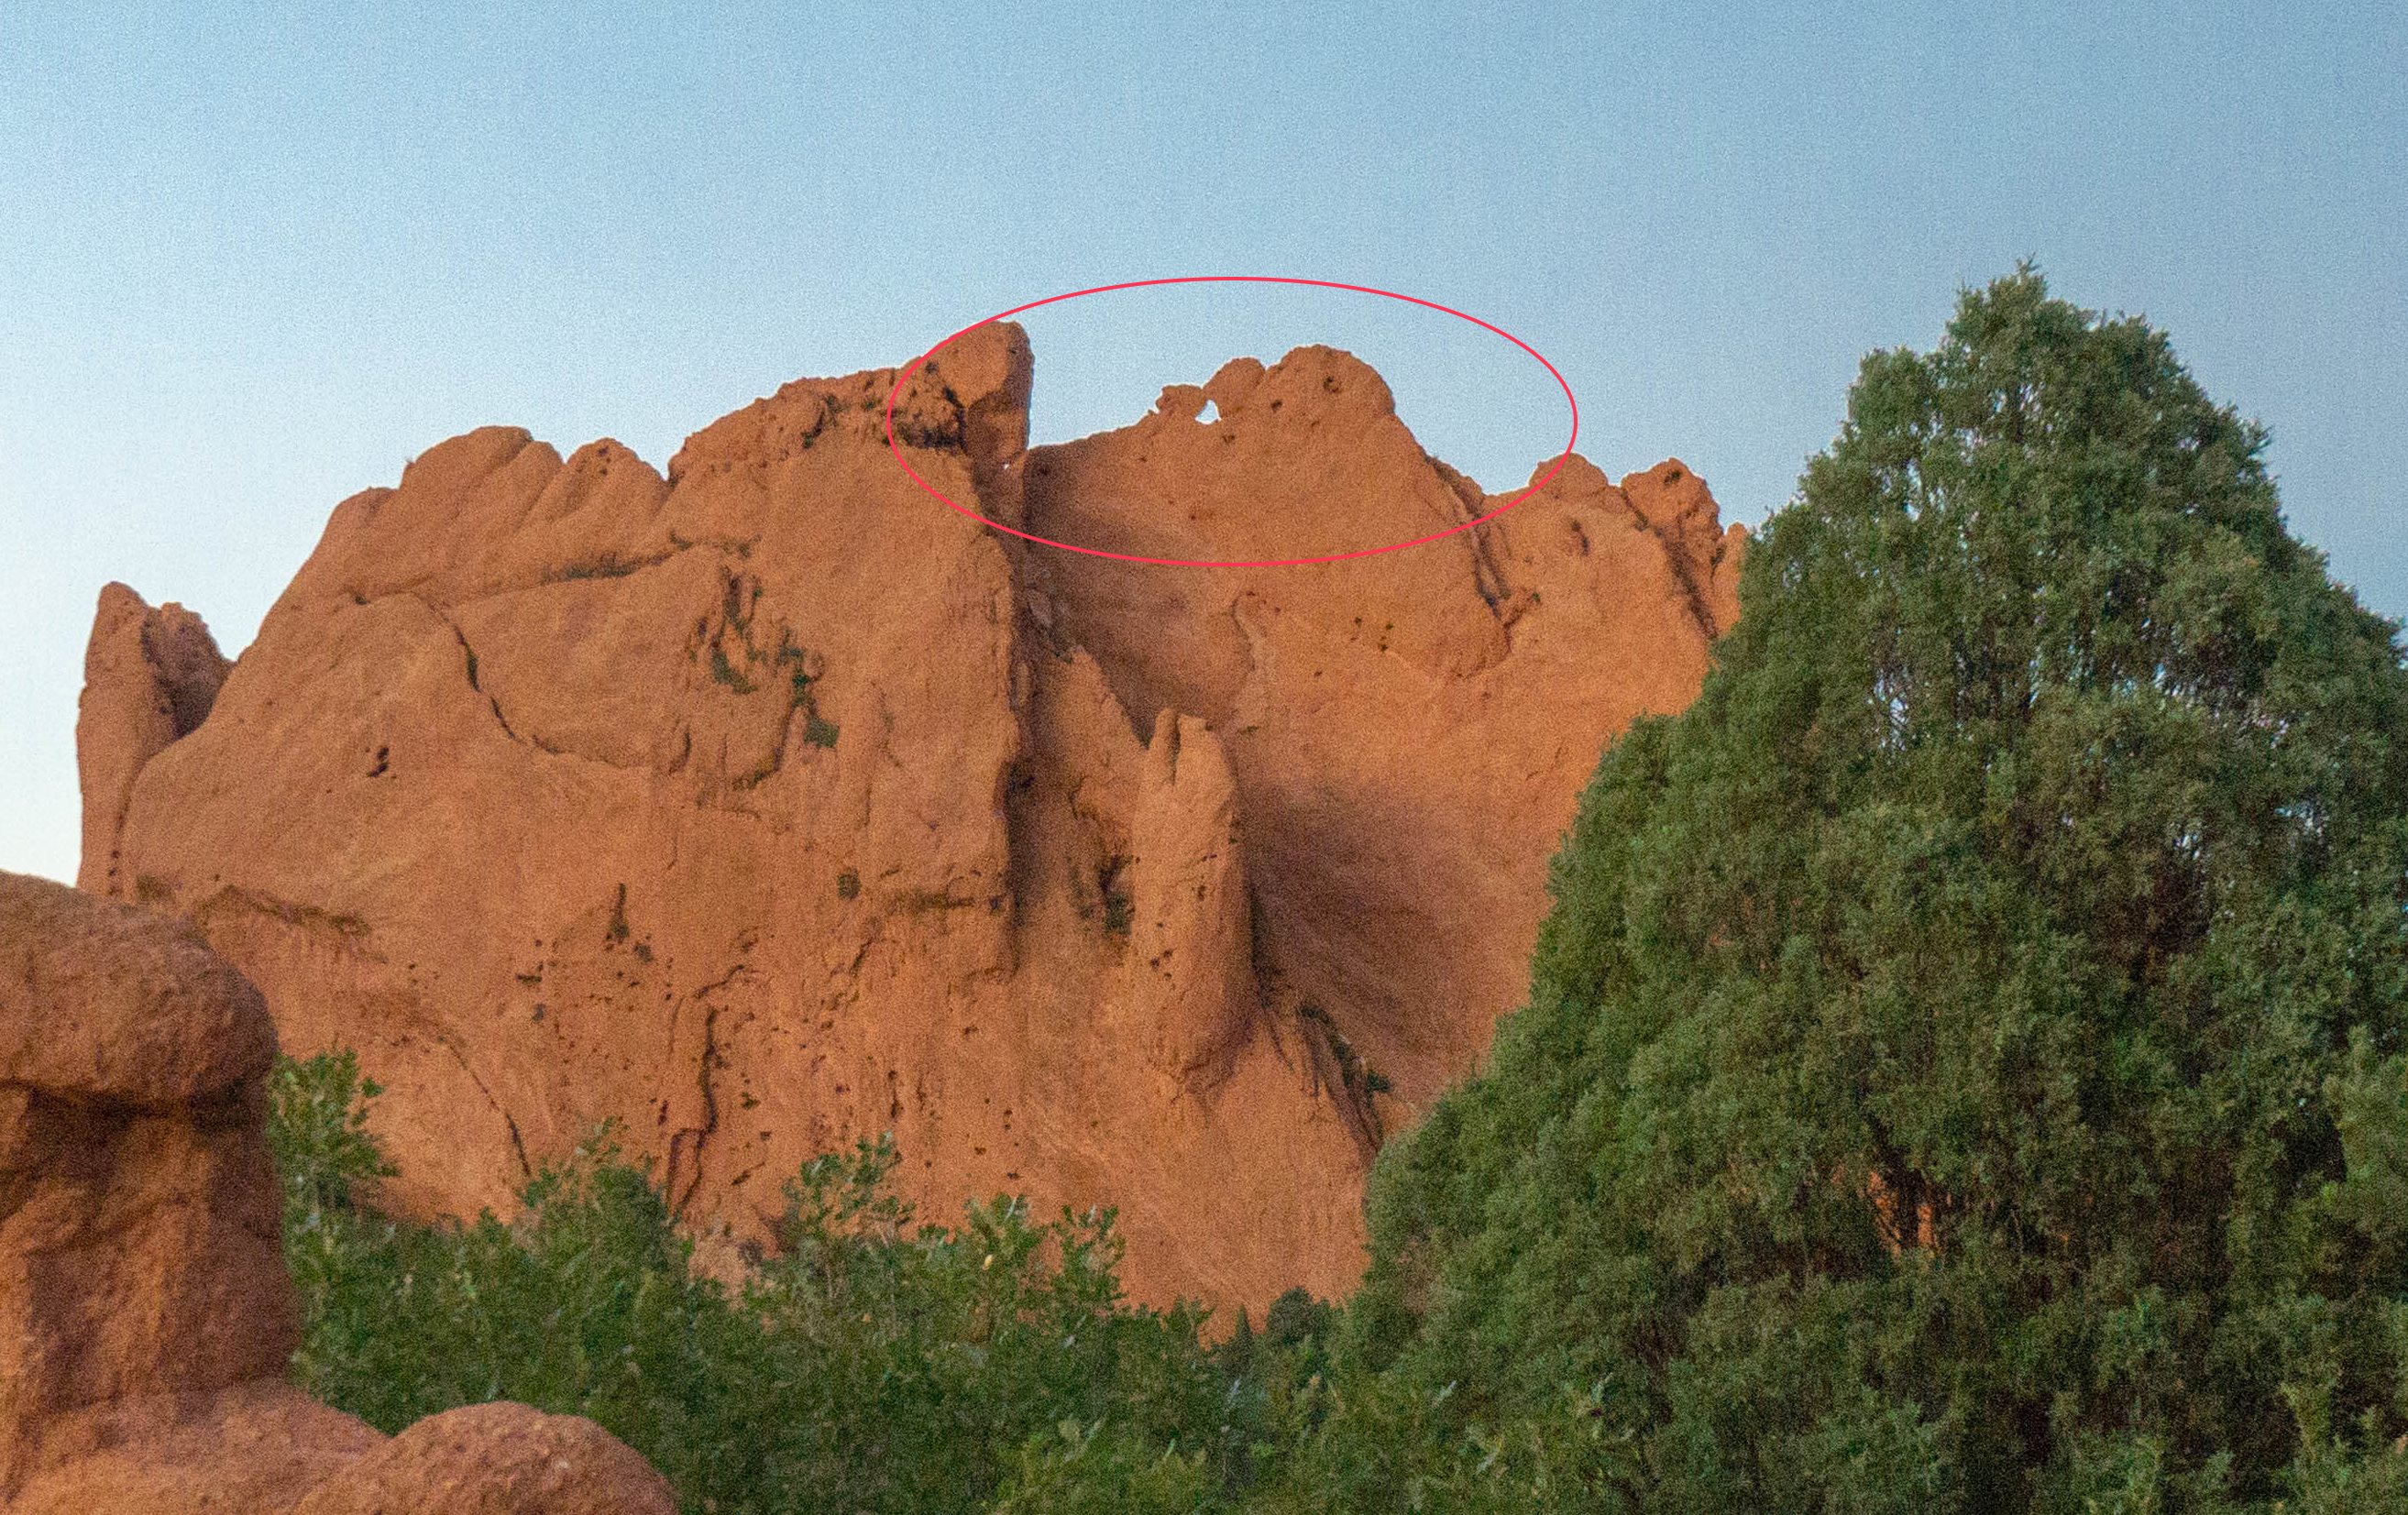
[
  {"xmin": 0, "ymin": 870, "xmax": 673, "ymax": 1514},
  {"xmin": 0, "ymin": 870, "xmax": 275, "ymax": 1104},
  {"xmin": 291, "ymin": 1402, "xmax": 676, "ymax": 1515},
  {"xmin": 0, "ymin": 873, "xmax": 301, "ymax": 1499}
]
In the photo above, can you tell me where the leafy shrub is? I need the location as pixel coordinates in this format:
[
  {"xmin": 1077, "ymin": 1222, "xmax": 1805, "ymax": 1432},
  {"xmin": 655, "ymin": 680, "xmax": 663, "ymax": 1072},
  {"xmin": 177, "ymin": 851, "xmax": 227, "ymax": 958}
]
[
  {"xmin": 270, "ymin": 1051, "xmax": 1259, "ymax": 1513},
  {"xmin": 988, "ymin": 1419, "xmax": 1219, "ymax": 1514}
]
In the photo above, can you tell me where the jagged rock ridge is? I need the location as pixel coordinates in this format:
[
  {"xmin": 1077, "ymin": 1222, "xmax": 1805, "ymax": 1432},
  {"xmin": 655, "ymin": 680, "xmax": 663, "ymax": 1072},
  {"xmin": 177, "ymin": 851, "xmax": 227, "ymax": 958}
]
[{"xmin": 76, "ymin": 327, "xmax": 1741, "ymax": 1311}]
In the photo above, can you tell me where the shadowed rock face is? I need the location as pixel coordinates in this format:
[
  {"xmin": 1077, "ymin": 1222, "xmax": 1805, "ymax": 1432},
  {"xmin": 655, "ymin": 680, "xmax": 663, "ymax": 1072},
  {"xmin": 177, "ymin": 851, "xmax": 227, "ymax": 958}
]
[
  {"xmin": 0, "ymin": 869, "xmax": 676, "ymax": 1514},
  {"xmin": 77, "ymin": 328, "xmax": 1740, "ymax": 1312},
  {"xmin": 0, "ymin": 873, "xmax": 302, "ymax": 1500},
  {"xmin": 1024, "ymin": 352, "xmax": 1744, "ymax": 1118}
]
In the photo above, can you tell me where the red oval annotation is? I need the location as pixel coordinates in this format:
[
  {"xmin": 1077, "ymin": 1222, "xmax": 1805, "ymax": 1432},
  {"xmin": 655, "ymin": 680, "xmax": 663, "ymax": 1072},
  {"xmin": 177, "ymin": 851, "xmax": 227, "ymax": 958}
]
[{"xmin": 882, "ymin": 276, "xmax": 1579, "ymax": 569}]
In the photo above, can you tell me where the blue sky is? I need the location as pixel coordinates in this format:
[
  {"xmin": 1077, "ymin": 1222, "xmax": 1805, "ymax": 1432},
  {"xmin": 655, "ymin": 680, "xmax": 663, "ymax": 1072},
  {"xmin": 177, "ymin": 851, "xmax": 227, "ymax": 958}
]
[{"xmin": 3, "ymin": 2, "xmax": 2401, "ymax": 884}]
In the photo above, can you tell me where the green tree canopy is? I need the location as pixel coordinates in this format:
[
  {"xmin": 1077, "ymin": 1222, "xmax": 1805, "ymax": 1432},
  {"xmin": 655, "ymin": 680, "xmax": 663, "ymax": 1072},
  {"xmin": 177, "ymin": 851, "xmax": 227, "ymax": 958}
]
[{"xmin": 1350, "ymin": 269, "xmax": 2408, "ymax": 1511}]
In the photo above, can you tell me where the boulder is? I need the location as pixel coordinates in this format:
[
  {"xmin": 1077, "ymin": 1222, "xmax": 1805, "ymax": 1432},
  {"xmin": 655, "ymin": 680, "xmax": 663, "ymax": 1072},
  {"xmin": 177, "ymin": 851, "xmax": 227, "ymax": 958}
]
[
  {"xmin": 0, "ymin": 873, "xmax": 302, "ymax": 1498},
  {"xmin": 0, "ymin": 871, "xmax": 672, "ymax": 1513},
  {"xmin": 291, "ymin": 1402, "xmax": 675, "ymax": 1515}
]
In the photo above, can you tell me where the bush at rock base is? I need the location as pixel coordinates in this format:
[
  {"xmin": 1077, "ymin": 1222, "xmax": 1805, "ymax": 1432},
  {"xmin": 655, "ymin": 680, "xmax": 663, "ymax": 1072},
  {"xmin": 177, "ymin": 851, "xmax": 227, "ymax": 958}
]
[
  {"xmin": 272, "ymin": 1049, "xmax": 1246, "ymax": 1512},
  {"xmin": 269, "ymin": 1058, "xmax": 1839, "ymax": 1515}
]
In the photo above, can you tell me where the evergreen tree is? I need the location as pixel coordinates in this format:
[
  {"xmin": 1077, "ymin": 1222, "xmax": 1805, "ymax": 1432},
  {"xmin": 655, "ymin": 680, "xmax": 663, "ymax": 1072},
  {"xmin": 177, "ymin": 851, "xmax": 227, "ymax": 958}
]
[{"xmin": 1350, "ymin": 269, "xmax": 2408, "ymax": 1511}]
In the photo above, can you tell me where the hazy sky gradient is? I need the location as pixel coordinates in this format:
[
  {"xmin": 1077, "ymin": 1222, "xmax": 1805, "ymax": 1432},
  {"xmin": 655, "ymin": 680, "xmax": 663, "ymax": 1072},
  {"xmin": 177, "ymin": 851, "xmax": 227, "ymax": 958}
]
[{"xmin": 4, "ymin": 2, "xmax": 2401, "ymax": 883}]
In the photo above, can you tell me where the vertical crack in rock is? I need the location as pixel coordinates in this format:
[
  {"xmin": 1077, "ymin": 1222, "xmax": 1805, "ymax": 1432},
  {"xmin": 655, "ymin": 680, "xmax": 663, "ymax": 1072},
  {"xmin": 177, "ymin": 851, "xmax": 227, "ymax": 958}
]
[
  {"xmin": 1433, "ymin": 457, "xmax": 1512, "ymax": 613},
  {"xmin": 665, "ymin": 990, "xmax": 729, "ymax": 1219},
  {"xmin": 434, "ymin": 1033, "xmax": 533, "ymax": 1184},
  {"xmin": 500, "ymin": 1112, "xmax": 532, "ymax": 1181},
  {"xmin": 418, "ymin": 598, "xmax": 522, "ymax": 743}
]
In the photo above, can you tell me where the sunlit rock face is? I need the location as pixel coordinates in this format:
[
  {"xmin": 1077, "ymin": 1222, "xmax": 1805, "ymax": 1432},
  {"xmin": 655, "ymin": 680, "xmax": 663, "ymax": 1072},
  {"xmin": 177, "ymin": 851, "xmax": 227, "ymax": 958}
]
[{"xmin": 79, "ymin": 325, "xmax": 1741, "ymax": 1313}]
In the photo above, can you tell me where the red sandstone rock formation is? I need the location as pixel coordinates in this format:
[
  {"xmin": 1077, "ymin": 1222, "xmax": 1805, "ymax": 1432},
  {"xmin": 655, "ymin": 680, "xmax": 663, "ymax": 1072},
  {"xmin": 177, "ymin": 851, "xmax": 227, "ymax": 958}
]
[
  {"xmin": 76, "ymin": 328, "xmax": 1739, "ymax": 1312},
  {"xmin": 1023, "ymin": 352, "xmax": 1744, "ymax": 1116},
  {"xmin": 288, "ymin": 1403, "xmax": 676, "ymax": 1515},
  {"xmin": 74, "ymin": 586, "xmax": 229, "ymax": 900},
  {"xmin": 0, "ymin": 869, "xmax": 676, "ymax": 1514}
]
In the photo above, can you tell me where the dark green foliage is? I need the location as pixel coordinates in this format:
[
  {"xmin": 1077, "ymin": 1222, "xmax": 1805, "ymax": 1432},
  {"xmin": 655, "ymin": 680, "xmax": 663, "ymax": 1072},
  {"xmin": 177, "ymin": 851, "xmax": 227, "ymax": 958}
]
[
  {"xmin": 270, "ymin": 1047, "xmax": 394, "ymax": 1228},
  {"xmin": 987, "ymin": 1419, "xmax": 1218, "ymax": 1513},
  {"xmin": 1353, "ymin": 269, "xmax": 2408, "ymax": 1509},
  {"xmin": 1237, "ymin": 1368, "xmax": 1653, "ymax": 1514},
  {"xmin": 274, "ymin": 1054, "xmax": 1588, "ymax": 1511},
  {"xmin": 556, "ymin": 556, "xmax": 644, "ymax": 581},
  {"xmin": 1097, "ymin": 857, "xmax": 1135, "ymax": 938},
  {"xmin": 708, "ymin": 645, "xmax": 754, "ymax": 693},
  {"xmin": 733, "ymin": 1138, "xmax": 1241, "ymax": 1510},
  {"xmin": 278, "ymin": 1055, "xmax": 753, "ymax": 1480},
  {"xmin": 270, "ymin": 1052, "xmax": 1258, "ymax": 1514}
]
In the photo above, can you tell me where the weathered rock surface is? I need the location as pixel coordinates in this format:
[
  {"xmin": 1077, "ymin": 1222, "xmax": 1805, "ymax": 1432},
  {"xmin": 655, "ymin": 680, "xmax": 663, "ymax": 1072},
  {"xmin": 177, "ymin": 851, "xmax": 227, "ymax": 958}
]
[
  {"xmin": 75, "ymin": 587, "xmax": 228, "ymax": 901},
  {"xmin": 79, "ymin": 328, "xmax": 1739, "ymax": 1312},
  {"xmin": 12, "ymin": 1382, "xmax": 389, "ymax": 1515},
  {"xmin": 1, "ymin": 872, "xmax": 306, "ymax": 1501},
  {"xmin": 0, "ymin": 870, "xmax": 675, "ymax": 1514},
  {"xmin": 290, "ymin": 1402, "xmax": 676, "ymax": 1515},
  {"xmin": 1023, "ymin": 353, "xmax": 1744, "ymax": 1113}
]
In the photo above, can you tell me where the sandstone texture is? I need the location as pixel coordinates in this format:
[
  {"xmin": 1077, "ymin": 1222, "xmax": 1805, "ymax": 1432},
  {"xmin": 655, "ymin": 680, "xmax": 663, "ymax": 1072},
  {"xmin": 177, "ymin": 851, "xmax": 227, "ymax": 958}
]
[
  {"xmin": 1023, "ymin": 353, "xmax": 1744, "ymax": 1116},
  {"xmin": 78, "ymin": 328, "xmax": 1741, "ymax": 1312},
  {"xmin": 290, "ymin": 1402, "xmax": 676, "ymax": 1515},
  {"xmin": 0, "ymin": 870, "xmax": 675, "ymax": 1514},
  {"xmin": 75, "ymin": 586, "xmax": 228, "ymax": 901}
]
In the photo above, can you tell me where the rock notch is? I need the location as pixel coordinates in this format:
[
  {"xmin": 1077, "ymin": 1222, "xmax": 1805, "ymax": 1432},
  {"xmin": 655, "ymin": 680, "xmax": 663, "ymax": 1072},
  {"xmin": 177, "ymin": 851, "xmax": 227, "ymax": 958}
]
[{"xmin": 77, "ymin": 328, "xmax": 1741, "ymax": 1311}]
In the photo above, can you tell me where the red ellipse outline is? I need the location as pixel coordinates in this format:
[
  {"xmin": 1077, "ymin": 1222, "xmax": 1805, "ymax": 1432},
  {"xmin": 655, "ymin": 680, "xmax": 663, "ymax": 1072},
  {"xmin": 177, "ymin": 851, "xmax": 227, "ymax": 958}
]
[{"xmin": 882, "ymin": 276, "xmax": 1579, "ymax": 568}]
